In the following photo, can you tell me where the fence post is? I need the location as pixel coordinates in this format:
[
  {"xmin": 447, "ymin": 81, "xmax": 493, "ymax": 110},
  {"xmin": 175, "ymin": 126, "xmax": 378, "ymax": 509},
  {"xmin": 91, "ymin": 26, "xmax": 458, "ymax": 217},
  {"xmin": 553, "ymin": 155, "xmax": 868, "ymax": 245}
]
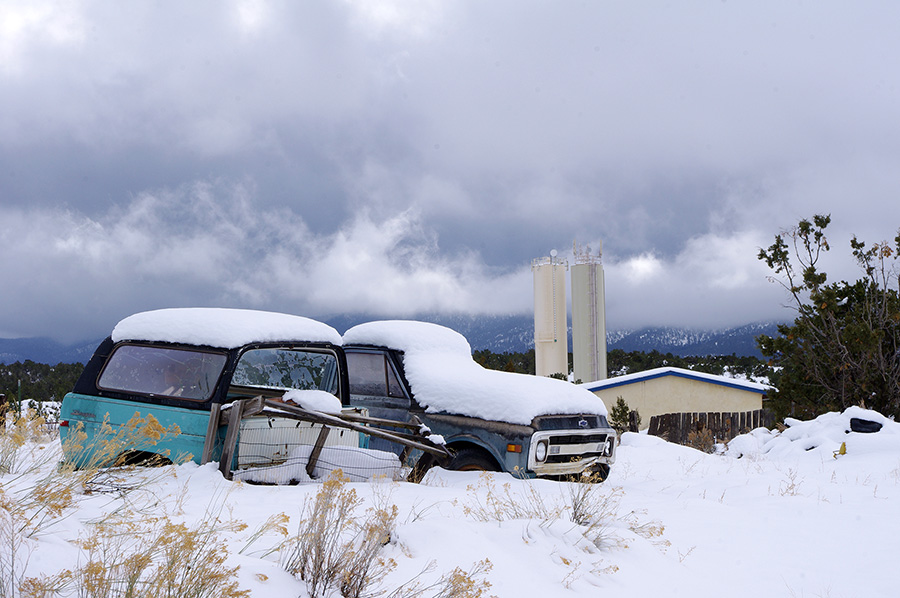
[
  {"xmin": 665, "ymin": 413, "xmax": 675, "ymax": 442},
  {"xmin": 628, "ymin": 410, "xmax": 640, "ymax": 432}
]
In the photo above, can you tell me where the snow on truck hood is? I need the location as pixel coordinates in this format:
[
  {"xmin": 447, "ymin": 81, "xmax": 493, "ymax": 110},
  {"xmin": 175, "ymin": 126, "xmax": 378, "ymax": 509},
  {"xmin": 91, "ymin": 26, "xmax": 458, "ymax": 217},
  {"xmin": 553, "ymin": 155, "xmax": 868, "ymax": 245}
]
[
  {"xmin": 343, "ymin": 320, "xmax": 608, "ymax": 425},
  {"xmin": 111, "ymin": 308, "xmax": 342, "ymax": 348}
]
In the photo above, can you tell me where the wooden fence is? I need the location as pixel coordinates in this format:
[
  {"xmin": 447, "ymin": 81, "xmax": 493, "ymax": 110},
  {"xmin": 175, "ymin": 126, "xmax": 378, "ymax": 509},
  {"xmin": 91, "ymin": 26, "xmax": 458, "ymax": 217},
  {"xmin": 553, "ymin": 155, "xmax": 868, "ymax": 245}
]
[{"xmin": 647, "ymin": 409, "xmax": 775, "ymax": 446}]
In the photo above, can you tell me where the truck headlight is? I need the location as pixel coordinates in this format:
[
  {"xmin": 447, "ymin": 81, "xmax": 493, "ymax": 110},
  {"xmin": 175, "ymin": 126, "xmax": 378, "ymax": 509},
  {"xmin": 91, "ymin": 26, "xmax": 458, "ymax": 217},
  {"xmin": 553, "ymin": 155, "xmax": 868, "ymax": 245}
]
[
  {"xmin": 603, "ymin": 439, "xmax": 613, "ymax": 456},
  {"xmin": 535, "ymin": 440, "xmax": 548, "ymax": 462}
]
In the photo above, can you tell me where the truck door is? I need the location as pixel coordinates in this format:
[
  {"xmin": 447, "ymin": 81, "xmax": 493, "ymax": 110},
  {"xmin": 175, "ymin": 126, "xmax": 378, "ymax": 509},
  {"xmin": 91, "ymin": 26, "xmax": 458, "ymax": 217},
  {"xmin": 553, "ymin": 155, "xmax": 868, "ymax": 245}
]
[{"xmin": 344, "ymin": 348, "xmax": 411, "ymax": 453}]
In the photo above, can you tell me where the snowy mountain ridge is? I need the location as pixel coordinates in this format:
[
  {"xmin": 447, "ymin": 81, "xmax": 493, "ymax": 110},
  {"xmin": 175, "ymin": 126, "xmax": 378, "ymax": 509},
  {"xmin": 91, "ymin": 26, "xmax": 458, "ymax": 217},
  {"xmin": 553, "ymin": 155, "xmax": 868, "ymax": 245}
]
[{"xmin": 0, "ymin": 318, "xmax": 782, "ymax": 364}]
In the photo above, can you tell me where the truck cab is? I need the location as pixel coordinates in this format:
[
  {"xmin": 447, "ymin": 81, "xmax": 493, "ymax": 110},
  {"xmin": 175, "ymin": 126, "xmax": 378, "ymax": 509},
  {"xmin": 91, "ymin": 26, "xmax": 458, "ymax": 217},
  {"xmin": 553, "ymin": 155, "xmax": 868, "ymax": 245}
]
[{"xmin": 343, "ymin": 320, "xmax": 616, "ymax": 480}]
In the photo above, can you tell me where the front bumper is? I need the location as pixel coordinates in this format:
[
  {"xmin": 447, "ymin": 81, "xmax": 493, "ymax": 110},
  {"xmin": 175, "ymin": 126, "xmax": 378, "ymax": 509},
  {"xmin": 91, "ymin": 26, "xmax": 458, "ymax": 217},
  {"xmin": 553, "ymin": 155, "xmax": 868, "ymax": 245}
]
[{"xmin": 527, "ymin": 427, "xmax": 616, "ymax": 476}]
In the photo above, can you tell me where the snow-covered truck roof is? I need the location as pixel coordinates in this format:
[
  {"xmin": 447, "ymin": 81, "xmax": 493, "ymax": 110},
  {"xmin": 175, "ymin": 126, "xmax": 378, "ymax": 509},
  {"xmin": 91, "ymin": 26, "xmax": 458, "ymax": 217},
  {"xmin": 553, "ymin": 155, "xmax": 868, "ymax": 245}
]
[
  {"xmin": 343, "ymin": 320, "xmax": 609, "ymax": 425},
  {"xmin": 111, "ymin": 308, "xmax": 342, "ymax": 348}
]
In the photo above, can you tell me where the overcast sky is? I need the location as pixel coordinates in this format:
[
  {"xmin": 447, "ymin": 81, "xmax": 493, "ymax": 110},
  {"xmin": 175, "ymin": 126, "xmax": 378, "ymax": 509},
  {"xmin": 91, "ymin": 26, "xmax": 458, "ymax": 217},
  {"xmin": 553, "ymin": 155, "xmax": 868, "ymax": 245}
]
[{"xmin": 3, "ymin": 1, "xmax": 900, "ymax": 343}]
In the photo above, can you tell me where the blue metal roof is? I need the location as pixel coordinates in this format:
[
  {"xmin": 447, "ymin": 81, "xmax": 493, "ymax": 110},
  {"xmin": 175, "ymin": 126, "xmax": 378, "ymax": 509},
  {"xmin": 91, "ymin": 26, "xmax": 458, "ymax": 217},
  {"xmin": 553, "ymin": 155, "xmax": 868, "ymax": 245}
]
[{"xmin": 582, "ymin": 367, "xmax": 769, "ymax": 395}]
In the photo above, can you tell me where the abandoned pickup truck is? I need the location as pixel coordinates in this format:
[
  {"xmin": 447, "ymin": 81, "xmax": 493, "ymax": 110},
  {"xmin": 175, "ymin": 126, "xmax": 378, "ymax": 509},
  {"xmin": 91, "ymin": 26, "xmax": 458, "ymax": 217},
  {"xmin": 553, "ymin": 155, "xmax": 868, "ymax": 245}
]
[
  {"xmin": 343, "ymin": 320, "xmax": 616, "ymax": 480},
  {"xmin": 59, "ymin": 308, "xmax": 448, "ymax": 482}
]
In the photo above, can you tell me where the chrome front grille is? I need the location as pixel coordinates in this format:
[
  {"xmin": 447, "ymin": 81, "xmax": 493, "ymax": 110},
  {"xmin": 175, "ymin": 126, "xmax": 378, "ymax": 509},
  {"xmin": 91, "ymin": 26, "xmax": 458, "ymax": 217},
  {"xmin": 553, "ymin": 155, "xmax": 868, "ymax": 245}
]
[{"xmin": 527, "ymin": 427, "xmax": 616, "ymax": 474}]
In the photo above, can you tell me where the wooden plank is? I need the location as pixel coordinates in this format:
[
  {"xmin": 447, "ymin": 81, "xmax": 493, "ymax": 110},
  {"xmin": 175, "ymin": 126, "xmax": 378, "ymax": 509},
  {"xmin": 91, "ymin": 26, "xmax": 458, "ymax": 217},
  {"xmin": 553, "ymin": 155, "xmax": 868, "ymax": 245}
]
[
  {"xmin": 339, "ymin": 411, "xmax": 426, "ymax": 432},
  {"xmin": 659, "ymin": 414, "xmax": 670, "ymax": 441},
  {"xmin": 653, "ymin": 414, "xmax": 664, "ymax": 440},
  {"xmin": 262, "ymin": 400, "xmax": 451, "ymax": 458},
  {"xmin": 305, "ymin": 425, "xmax": 330, "ymax": 479},
  {"xmin": 628, "ymin": 410, "xmax": 640, "ymax": 433},
  {"xmin": 219, "ymin": 400, "xmax": 244, "ymax": 480},
  {"xmin": 200, "ymin": 402, "xmax": 221, "ymax": 465},
  {"xmin": 241, "ymin": 395, "xmax": 266, "ymax": 418}
]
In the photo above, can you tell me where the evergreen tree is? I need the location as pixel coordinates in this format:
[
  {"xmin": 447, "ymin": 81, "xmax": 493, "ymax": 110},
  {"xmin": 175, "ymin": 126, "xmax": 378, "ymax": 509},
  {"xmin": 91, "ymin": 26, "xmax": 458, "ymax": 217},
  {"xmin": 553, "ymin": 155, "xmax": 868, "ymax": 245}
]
[
  {"xmin": 757, "ymin": 214, "xmax": 900, "ymax": 420},
  {"xmin": 608, "ymin": 397, "xmax": 631, "ymax": 433}
]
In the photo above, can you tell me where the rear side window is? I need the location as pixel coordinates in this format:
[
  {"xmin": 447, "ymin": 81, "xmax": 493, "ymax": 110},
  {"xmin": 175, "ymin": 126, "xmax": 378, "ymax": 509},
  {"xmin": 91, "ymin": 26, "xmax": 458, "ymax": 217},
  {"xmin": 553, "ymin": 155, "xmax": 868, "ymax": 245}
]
[
  {"xmin": 346, "ymin": 351, "xmax": 405, "ymax": 398},
  {"xmin": 98, "ymin": 344, "xmax": 227, "ymax": 401},
  {"xmin": 232, "ymin": 348, "xmax": 340, "ymax": 395}
]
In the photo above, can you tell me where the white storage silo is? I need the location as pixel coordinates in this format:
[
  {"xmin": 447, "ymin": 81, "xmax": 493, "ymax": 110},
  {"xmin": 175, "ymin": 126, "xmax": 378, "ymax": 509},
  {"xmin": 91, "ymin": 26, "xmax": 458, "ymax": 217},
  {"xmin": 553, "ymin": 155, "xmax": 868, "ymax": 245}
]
[
  {"xmin": 571, "ymin": 242, "xmax": 607, "ymax": 383},
  {"xmin": 532, "ymin": 251, "xmax": 569, "ymax": 378}
]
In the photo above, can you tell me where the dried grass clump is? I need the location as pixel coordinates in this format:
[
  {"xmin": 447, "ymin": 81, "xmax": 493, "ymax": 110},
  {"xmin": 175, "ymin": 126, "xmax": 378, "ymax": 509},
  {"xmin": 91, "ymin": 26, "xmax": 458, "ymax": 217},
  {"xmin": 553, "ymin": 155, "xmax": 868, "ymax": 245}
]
[
  {"xmin": 386, "ymin": 559, "xmax": 493, "ymax": 598},
  {"xmin": 22, "ymin": 501, "xmax": 250, "ymax": 598},
  {"xmin": 460, "ymin": 473, "xmax": 564, "ymax": 523},
  {"xmin": 60, "ymin": 412, "xmax": 185, "ymax": 475},
  {"xmin": 458, "ymin": 472, "xmax": 623, "ymax": 549},
  {"xmin": 1, "ymin": 410, "xmax": 197, "ymax": 598},
  {"xmin": 1, "ymin": 410, "xmax": 56, "ymax": 476},
  {"xmin": 687, "ymin": 427, "xmax": 716, "ymax": 454},
  {"xmin": 281, "ymin": 470, "xmax": 399, "ymax": 598},
  {"xmin": 0, "ymin": 488, "xmax": 31, "ymax": 598}
]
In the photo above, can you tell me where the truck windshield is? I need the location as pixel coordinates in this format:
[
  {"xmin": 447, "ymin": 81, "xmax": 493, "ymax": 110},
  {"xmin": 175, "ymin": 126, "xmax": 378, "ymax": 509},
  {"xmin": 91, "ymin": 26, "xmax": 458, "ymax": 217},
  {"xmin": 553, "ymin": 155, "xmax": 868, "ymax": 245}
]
[
  {"xmin": 98, "ymin": 344, "xmax": 227, "ymax": 401},
  {"xmin": 232, "ymin": 348, "xmax": 339, "ymax": 395}
]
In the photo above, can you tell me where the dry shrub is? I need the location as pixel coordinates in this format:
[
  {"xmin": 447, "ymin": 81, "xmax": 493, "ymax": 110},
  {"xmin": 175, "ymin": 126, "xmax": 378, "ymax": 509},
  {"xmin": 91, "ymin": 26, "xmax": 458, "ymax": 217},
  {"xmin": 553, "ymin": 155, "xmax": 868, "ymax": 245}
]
[
  {"xmin": 23, "ymin": 500, "xmax": 249, "ymax": 598},
  {"xmin": 566, "ymin": 478, "xmax": 625, "ymax": 548},
  {"xmin": 386, "ymin": 559, "xmax": 493, "ymax": 598},
  {"xmin": 54, "ymin": 412, "xmax": 191, "ymax": 501},
  {"xmin": 281, "ymin": 470, "xmax": 399, "ymax": 598},
  {"xmin": 238, "ymin": 513, "xmax": 290, "ymax": 558},
  {"xmin": 280, "ymin": 472, "xmax": 493, "ymax": 598},
  {"xmin": 0, "ymin": 487, "xmax": 33, "ymax": 598},
  {"xmin": 60, "ymin": 412, "xmax": 186, "ymax": 475},
  {"xmin": 1, "ymin": 410, "xmax": 56, "ymax": 476},
  {"xmin": 460, "ymin": 472, "xmax": 563, "ymax": 522},
  {"xmin": 687, "ymin": 427, "xmax": 716, "ymax": 454},
  {"xmin": 1, "ymin": 411, "xmax": 71, "ymax": 598},
  {"xmin": 459, "ymin": 472, "xmax": 622, "ymax": 549},
  {"xmin": 1, "ymin": 410, "xmax": 194, "ymax": 598},
  {"xmin": 0, "ymin": 409, "xmax": 66, "ymax": 598}
]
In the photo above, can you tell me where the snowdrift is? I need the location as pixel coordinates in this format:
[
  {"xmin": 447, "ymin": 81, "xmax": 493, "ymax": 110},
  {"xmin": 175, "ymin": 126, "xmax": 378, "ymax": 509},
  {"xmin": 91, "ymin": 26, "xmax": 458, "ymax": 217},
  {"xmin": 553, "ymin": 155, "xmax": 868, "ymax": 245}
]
[{"xmin": 726, "ymin": 405, "xmax": 900, "ymax": 460}]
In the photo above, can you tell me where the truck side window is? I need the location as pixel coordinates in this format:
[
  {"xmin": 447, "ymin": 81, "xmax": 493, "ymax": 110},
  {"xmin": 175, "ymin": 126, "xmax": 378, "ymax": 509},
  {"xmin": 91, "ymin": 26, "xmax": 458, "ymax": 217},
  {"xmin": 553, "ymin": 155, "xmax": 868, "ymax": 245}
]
[
  {"xmin": 347, "ymin": 351, "xmax": 407, "ymax": 401},
  {"xmin": 231, "ymin": 348, "xmax": 338, "ymax": 395},
  {"xmin": 232, "ymin": 348, "xmax": 339, "ymax": 395}
]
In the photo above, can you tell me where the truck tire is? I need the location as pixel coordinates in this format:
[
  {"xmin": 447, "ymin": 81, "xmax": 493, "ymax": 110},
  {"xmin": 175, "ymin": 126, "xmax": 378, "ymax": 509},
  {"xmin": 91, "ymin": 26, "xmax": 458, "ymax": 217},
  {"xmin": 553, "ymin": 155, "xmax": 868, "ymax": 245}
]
[{"xmin": 448, "ymin": 447, "xmax": 500, "ymax": 472}]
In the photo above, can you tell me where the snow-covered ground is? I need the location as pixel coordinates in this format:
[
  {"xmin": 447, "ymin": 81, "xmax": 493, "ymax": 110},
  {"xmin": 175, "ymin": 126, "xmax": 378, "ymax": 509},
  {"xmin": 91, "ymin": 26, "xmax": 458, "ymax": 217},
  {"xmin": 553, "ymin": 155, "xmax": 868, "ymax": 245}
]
[{"xmin": 3, "ymin": 406, "xmax": 898, "ymax": 597}]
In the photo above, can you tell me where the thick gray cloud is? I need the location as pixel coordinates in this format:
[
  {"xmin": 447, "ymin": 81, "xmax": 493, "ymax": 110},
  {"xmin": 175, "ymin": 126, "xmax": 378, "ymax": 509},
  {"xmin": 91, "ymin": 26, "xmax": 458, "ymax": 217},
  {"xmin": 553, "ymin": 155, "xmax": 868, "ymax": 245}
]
[{"xmin": 2, "ymin": 0, "xmax": 899, "ymax": 341}]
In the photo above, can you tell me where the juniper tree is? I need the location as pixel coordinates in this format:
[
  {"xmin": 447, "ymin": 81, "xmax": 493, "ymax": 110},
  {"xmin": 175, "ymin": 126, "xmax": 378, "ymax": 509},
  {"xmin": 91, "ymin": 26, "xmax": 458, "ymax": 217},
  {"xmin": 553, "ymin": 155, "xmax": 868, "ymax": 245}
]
[{"xmin": 757, "ymin": 214, "xmax": 900, "ymax": 419}]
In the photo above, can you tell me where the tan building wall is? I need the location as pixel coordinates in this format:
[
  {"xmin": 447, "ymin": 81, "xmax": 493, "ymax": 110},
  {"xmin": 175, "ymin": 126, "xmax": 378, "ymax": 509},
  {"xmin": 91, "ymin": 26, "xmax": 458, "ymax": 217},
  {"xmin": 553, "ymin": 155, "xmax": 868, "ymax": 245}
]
[{"xmin": 586, "ymin": 370, "xmax": 766, "ymax": 431}]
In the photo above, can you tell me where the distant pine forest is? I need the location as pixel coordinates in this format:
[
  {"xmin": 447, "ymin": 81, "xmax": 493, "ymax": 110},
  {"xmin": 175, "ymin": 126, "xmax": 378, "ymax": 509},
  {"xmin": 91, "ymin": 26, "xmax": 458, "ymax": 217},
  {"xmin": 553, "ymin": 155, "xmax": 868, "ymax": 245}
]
[
  {"xmin": 1, "ymin": 350, "xmax": 775, "ymax": 408},
  {"xmin": 0, "ymin": 361, "xmax": 86, "ymax": 406}
]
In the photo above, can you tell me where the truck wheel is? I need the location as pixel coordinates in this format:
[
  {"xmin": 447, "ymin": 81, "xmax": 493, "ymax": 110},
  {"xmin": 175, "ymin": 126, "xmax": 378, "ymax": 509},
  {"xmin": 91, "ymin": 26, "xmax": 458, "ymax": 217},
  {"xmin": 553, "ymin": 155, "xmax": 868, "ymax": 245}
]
[{"xmin": 449, "ymin": 448, "xmax": 499, "ymax": 472}]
